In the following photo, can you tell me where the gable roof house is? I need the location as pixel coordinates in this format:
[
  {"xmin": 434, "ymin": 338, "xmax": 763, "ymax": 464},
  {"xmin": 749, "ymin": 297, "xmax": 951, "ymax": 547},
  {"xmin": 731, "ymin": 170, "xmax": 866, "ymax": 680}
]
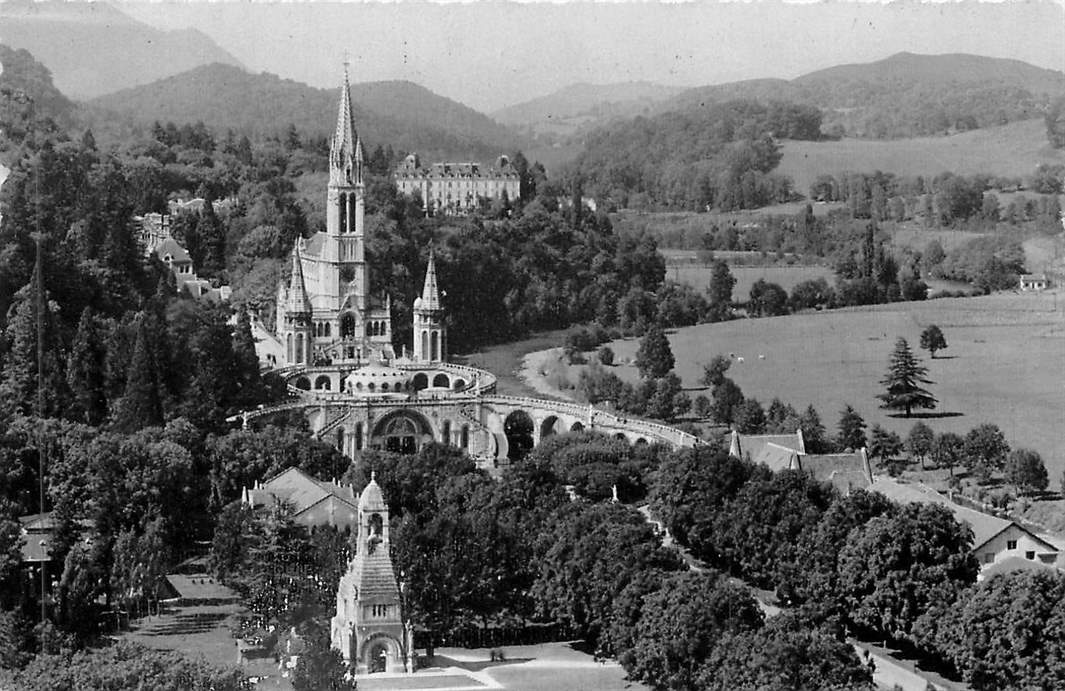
[
  {"xmin": 870, "ymin": 477, "xmax": 1060, "ymax": 579},
  {"xmin": 242, "ymin": 467, "xmax": 359, "ymax": 531}
]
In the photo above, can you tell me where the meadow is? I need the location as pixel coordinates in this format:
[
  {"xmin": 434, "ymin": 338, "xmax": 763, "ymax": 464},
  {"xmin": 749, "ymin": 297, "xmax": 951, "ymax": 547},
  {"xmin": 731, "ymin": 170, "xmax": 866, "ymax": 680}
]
[
  {"xmin": 600, "ymin": 291, "xmax": 1065, "ymax": 481},
  {"xmin": 778, "ymin": 118, "xmax": 1065, "ymax": 197}
]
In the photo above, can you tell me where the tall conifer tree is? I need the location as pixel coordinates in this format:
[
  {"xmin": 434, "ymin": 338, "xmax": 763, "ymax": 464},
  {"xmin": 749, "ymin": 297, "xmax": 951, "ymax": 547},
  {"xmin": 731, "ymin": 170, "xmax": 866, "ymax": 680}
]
[
  {"xmin": 877, "ymin": 337, "xmax": 937, "ymax": 417},
  {"xmin": 111, "ymin": 313, "xmax": 164, "ymax": 432},
  {"xmin": 66, "ymin": 306, "xmax": 108, "ymax": 425}
]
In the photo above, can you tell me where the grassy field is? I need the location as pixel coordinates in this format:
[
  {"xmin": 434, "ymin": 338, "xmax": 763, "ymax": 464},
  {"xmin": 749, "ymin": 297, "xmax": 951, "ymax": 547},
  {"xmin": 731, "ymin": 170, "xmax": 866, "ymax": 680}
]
[
  {"xmin": 600, "ymin": 291, "xmax": 1065, "ymax": 481},
  {"xmin": 778, "ymin": 118, "xmax": 1065, "ymax": 197},
  {"xmin": 665, "ymin": 263, "xmax": 835, "ymax": 299}
]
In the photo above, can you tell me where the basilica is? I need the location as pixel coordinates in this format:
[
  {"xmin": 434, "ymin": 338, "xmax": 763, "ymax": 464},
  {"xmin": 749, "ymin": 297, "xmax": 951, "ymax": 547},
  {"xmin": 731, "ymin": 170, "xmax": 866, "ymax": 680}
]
[{"xmin": 271, "ymin": 67, "xmax": 444, "ymax": 368}]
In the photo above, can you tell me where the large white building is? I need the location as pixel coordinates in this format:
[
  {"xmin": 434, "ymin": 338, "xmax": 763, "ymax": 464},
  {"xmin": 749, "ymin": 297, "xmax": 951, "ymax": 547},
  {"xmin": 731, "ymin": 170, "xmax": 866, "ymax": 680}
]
[{"xmin": 393, "ymin": 153, "xmax": 520, "ymax": 215}]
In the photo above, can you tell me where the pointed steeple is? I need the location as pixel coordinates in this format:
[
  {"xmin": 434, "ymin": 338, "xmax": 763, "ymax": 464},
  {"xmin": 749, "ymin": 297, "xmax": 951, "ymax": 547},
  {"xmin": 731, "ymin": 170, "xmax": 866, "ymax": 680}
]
[
  {"xmin": 330, "ymin": 62, "xmax": 364, "ymax": 187},
  {"xmin": 418, "ymin": 249, "xmax": 441, "ymax": 311},
  {"xmin": 286, "ymin": 244, "xmax": 312, "ymax": 314}
]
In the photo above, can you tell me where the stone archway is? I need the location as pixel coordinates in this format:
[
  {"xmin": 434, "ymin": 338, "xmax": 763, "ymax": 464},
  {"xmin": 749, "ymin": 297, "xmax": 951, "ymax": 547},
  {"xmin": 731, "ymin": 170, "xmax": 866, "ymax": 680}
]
[
  {"xmin": 372, "ymin": 410, "xmax": 433, "ymax": 455},
  {"xmin": 362, "ymin": 634, "xmax": 402, "ymax": 674},
  {"xmin": 540, "ymin": 415, "xmax": 559, "ymax": 440},
  {"xmin": 412, "ymin": 373, "xmax": 429, "ymax": 391},
  {"xmin": 314, "ymin": 375, "xmax": 331, "ymax": 391},
  {"xmin": 432, "ymin": 373, "xmax": 449, "ymax": 388},
  {"xmin": 504, "ymin": 410, "xmax": 535, "ymax": 461},
  {"xmin": 294, "ymin": 376, "xmax": 311, "ymax": 390}
]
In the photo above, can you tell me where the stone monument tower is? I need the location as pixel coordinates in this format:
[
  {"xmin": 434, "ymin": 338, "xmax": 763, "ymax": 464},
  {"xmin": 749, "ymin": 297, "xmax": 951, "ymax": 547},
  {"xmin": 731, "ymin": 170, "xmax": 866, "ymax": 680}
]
[{"xmin": 330, "ymin": 474, "xmax": 410, "ymax": 674}]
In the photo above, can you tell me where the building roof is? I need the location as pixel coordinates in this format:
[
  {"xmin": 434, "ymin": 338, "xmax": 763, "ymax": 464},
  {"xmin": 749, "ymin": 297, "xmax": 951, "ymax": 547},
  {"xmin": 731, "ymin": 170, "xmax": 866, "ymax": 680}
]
[
  {"xmin": 245, "ymin": 467, "xmax": 357, "ymax": 518},
  {"xmin": 800, "ymin": 450, "xmax": 873, "ymax": 493},
  {"xmin": 18, "ymin": 512, "xmax": 94, "ymax": 562},
  {"xmin": 1020, "ymin": 274, "xmax": 1047, "ymax": 281},
  {"xmin": 154, "ymin": 237, "xmax": 191, "ymax": 263},
  {"xmin": 728, "ymin": 430, "xmax": 806, "ymax": 463},
  {"xmin": 415, "ymin": 249, "xmax": 441, "ymax": 312},
  {"xmin": 285, "ymin": 244, "xmax": 312, "ymax": 315},
  {"xmin": 754, "ymin": 442, "xmax": 802, "ymax": 473},
  {"xmin": 359, "ymin": 475, "xmax": 386, "ymax": 511},
  {"xmin": 868, "ymin": 478, "xmax": 1059, "ymax": 553},
  {"xmin": 330, "ymin": 65, "xmax": 363, "ymax": 178}
]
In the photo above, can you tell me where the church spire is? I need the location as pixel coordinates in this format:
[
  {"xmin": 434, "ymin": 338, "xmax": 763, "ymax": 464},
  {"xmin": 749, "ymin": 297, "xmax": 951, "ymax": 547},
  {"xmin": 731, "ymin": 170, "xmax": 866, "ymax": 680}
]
[
  {"xmin": 330, "ymin": 61, "xmax": 363, "ymax": 187},
  {"xmin": 286, "ymin": 243, "xmax": 312, "ymax": 314},
  {"xmin": 419, "ymin": 249, "xmax": 441, "ymax": 311}
]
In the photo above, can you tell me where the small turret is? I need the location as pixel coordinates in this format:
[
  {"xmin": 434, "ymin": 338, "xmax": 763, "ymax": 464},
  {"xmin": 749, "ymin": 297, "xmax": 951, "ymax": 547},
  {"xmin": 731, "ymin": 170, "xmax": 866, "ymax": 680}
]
[
  {"xmin": 412, "ymin": 248, "xmax": 445, "ymax": 363},
  {"xmin": 286, "ymin": 244, "xmax": 312, "ymax": 315}
]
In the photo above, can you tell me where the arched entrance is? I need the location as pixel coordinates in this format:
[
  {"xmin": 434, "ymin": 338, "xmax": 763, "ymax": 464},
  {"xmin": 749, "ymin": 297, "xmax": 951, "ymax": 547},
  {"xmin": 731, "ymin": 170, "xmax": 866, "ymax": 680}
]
[
  {"xmin": 540, "ymin": 416, "xmax": 559, "ymax": 439},
  {"xmin": 362, "ymin": 634, "xmax": 402, "ymax": 674},
  {"xmin": 314, "ymin": 375, "xmax": 331, "ymax": 390},
  {"xmin": 412, "ymin": 373, "xmax": 428, "ymax": 391},
  {"xmin": 504, "ymin": 410, "xmax": 535, "ymax": 461},
  {"xmin": 570, "ymin": 421, "xmax": 585, "ymax": 432},
  {"xmin": 372, "ymin": 410, "xmax": 432, "ymax": 455},
  {"xmin": 432, "ymin": 373, "xmax": 449, "ymax": 388},
  {"xmin": 294, "ymin": 377, "xmax": 311, "ymax": 390}
]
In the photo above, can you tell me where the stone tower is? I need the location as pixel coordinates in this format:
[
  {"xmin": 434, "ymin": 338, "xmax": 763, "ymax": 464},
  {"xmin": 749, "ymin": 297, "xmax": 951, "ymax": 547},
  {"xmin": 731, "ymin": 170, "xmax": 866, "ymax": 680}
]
[
  {"xmin": 282, "ymin": 244, "xmax": 313, "ymax": 365},
  {"xmin": 412, "ymin": 250, "xmax": 445, "ymax": 363},
  {"xmin": 331, "ymin": 474, "xmax": 409, "ymax": 674}
]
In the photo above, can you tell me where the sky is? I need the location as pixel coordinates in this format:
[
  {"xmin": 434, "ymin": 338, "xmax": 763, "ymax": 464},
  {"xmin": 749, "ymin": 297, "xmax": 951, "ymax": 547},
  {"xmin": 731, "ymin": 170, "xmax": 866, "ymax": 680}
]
[{"xmin": 117, "ymin": 0, "xmax": 1065, "ymax": 113}]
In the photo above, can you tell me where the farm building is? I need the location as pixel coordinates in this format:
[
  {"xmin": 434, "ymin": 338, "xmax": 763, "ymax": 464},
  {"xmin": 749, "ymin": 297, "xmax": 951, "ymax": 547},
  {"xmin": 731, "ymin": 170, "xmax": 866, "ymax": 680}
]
[
  {"xmin": 870, "ymin": 478, "xmax": 1060, "ymax": 579},
  {"xmin": 728, "ymin": 430, "xmax": 874, "ymax": 493},
  {"xmin": 242, "ymin": 467, "xmax": 359, "ymax": 531},
  {"xmin": 1019, "ymin": 274, "xmax": 1050, "ymax": 291}
]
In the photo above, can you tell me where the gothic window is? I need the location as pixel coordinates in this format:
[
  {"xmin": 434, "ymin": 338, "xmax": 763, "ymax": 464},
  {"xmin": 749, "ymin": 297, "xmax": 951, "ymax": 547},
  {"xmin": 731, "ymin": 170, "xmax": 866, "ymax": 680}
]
[
  {"xmin": 430, "ymin": 332, "xmax": 439, "ymax": 361},
  {"xmin": 461, "ymin": 425, "xmax": 470, "ymax": 449},
  {"xmin": 341, "ymin": 313, "xmax": 356, "ymax": 338},
  {"xmin": 421, "ymin": 332, "xmax": 429, "ymax": 361},
  {"xmin": 355, "ymin": 422, "xmax": 363, "ymax": 450},
  {"xmin": 325, "ymin": 323, "xmax": 331, "ymax": 338},
  {"xmin": 441, "ymin": 420, "xmax": 451, "ymax": 446}
]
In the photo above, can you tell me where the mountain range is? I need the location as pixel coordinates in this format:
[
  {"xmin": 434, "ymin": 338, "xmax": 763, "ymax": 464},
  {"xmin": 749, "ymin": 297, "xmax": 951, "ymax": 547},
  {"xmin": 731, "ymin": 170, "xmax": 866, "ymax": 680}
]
[
  {"xmin": 0, "ymin": 0, "xmax": 244, "ymax": 100},
  {"xmin": 87, "ymin": 63, "xmax": 522, "ymax": 161}
]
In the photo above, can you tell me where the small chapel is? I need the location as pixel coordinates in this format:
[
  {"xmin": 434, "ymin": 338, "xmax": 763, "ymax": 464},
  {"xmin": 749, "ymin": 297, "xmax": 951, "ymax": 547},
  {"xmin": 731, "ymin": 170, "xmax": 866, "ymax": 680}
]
[
  {"xmin": 273, "ymin": 66, "xmax": 445, "ymax": 367},
  {"xmin": 331, "ymin": 474, "xmax": 413, "ymax": 673}
]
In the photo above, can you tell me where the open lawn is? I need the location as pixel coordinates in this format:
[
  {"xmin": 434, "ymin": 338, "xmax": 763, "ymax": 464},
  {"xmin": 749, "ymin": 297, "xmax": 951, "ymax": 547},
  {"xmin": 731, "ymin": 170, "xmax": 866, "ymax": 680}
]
[
  {"xmin": 778, "ymin": 118, "xmax": 1065, "ymax": 197},
  {"xmin": 600, "ymin": 291, "xmax": 1065, "ymax": 481}
]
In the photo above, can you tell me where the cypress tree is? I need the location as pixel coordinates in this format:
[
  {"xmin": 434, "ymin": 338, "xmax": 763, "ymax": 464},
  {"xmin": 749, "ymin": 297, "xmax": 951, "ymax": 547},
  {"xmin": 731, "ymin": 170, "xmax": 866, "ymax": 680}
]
[
  {"xmin": 877, "ymin": 337, "xmax": 937, "ymax": 417},
  {"xmin": 233, "ymin": 308, "xmax": 265, "ymax": 407},
  {"xmin": 635, "ymin": 323, "xmax": 674, "ymax": 379},
  {"xmin": 66, "ymin": 306, "xmax": 108, "ymax": 425},
  {"xmin": 111, "ymin": 313, "xmax": 164, "ymax": 432}
]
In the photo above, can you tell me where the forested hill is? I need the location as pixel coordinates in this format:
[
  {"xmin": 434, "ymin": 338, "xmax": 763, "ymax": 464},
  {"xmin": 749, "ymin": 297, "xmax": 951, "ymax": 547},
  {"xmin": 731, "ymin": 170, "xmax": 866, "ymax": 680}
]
[
  {"xmin": 0, "ymin": 45, "xmax": 77, "ymax": 144},
  {"xmin": 664, "ymin": 52, "xmax": 1065, "ymax": 139},
  {"xmin": 492, "ymin": 81, "xmax": 686, "ymax": 135},
  {"xmin": 571, "ymin": 99, "xmax": 822, "ymax": 211},
  {"xmin": 0, "ymin": 0, "xmax": 243, "ymax": 100},
  {"xmin": 87, "ymin": 63, "xmax": 524, "ymax": 161}
]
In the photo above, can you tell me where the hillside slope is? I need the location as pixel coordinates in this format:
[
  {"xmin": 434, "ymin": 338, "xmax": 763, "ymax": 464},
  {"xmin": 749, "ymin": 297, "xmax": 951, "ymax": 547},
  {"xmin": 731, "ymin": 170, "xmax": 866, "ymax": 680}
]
[
  {"xmin": 87, "ymin": 63, "xmax": 524, "ymax": 161},
  {"xmin": 664, "ymin": 52, "xmax": 1065, "ymax": 139},
  {"xmin": 492, "ymin": 81, "xmax": 685, "ymax": 137},
  {"xmin": 0, "ymin": 1, "xmax": 244, "ymax": 99},
  {"xmin": 777, "ymin": 118, "xmax": 1065, "ymax": 196}
]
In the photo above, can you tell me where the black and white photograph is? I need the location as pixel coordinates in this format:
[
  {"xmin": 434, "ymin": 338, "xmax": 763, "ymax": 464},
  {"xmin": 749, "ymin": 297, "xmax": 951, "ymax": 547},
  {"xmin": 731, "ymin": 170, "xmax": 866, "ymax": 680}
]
[{"xmin": 0, "ymin": 0, "xmax": 1063, "ymax": 688}]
